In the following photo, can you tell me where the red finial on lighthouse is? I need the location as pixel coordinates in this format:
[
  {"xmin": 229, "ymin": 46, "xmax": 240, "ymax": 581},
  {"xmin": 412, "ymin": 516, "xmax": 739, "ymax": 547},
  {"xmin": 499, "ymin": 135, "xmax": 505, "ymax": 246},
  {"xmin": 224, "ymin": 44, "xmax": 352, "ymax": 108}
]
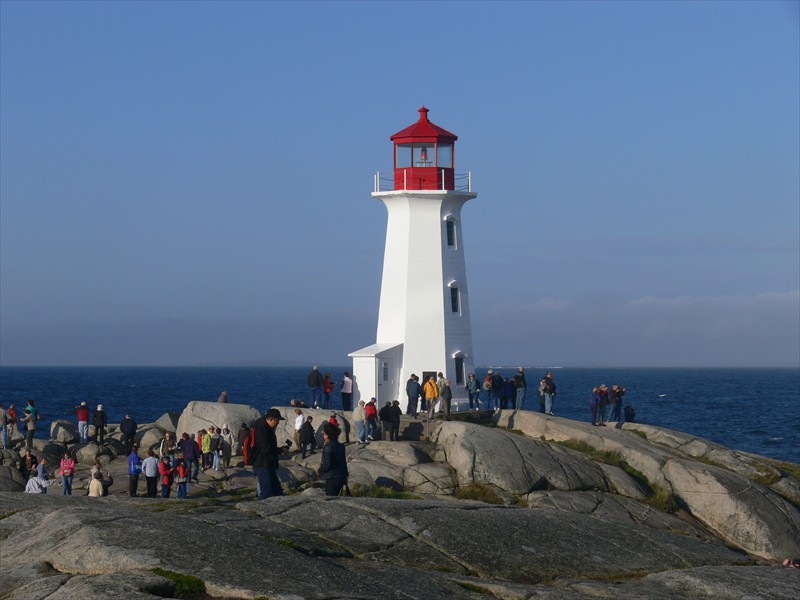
[{"xmin": 418, "ymin": 106, "xmax": 430, "ymax": 122}]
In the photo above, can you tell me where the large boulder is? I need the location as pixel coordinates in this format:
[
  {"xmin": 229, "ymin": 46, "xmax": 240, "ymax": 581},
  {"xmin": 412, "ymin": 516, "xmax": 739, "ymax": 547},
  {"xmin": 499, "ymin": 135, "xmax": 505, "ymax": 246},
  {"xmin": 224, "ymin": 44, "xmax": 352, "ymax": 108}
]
[
  {"xmin": 432, "ymin": 421, "xmax": 645, "ymax": 496},
  {"xmin": 74, "ymin": 443, "xmax": 114, "ymax": 465},
  {"xmin": 154, "ymin": 411, "xmax": 180, "ymax": 432},
  {"xmin": 50, "ymin": 420, "xmax": 79, "ymax": 444},
  {"xmin": 0, "ymin": 463, "xmax": 25, "ymax": 492},
  {"xmin": 135, "ymin": 426, "xmax": 164, "ymax": 454},
  {"xmin": 176, "ymin": 402, "xmax": 263, "ymax": 438}
]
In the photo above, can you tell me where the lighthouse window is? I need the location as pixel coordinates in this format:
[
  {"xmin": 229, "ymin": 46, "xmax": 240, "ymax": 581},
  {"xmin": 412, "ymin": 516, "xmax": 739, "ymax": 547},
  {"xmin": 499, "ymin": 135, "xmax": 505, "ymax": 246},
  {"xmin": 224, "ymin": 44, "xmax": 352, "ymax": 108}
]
[
  {"xmin": 414, "ymin": 143, "xmax": 434, "ymax": 167},
  {"xmin": 438, "ymin": 144, "xmax": 453, "ymax": 168},
  {"xmin": 446, "ymin": 219, "xmax": 456, "ymax": 247},
  {"xmin": 396, "ymin": 144, "xmax": 412, "ymax": 168},
  {"xmin": 454, "ymin": 357, "xmax": 465, "ymax": 385},
  {"xmin": 450, "ymin": 286, "xmax": 460, "ymax": 314}
]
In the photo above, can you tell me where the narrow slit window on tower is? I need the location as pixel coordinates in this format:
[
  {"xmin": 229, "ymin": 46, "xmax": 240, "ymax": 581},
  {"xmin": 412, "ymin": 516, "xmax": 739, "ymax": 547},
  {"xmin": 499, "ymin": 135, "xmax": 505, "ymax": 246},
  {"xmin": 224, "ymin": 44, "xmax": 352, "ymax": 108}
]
[
  {"xmin": 450, "ymin": 286, "xmax": 460, "ymax": 314},
  {"xmin": 446, "ymin": 219, "xmax": 456, "ymax": 247},
  {"xmin": 454, "ymin": 356, "xmax": 465, "ymax": 385}
]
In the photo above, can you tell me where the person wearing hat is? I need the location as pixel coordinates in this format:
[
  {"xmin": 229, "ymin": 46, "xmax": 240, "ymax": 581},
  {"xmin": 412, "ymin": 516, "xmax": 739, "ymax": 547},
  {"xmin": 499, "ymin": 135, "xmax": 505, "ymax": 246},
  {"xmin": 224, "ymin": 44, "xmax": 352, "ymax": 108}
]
[
  {"xmin": 252, "ymin": 408, "xmax": 288, "ymax": 499},
  {"xmin": 93, "ymin": 404, "xmax": 108, "ymax": 445},
  {"xmin": 75, "ymin": 401, "xmax": 90, "ymax": 443}
]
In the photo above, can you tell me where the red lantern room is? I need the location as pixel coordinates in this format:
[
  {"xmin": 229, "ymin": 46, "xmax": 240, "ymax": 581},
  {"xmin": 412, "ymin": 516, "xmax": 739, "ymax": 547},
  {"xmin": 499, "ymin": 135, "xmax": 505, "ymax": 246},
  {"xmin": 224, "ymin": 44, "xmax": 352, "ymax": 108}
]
[{"xmin": 391, "ymin": 106, "xmax": 458, "ymax": 191}]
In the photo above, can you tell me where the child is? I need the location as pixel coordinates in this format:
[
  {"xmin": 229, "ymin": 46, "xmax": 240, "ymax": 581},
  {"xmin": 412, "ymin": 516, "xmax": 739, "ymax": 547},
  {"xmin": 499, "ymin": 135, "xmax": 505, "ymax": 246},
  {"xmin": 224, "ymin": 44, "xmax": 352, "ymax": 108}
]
[
  {"xmin": 158, "ymin": 456, "xmax": 174, "ymax": 498},
  {"xmin": 174, "ymin": 457, "xmax": 189, "ymax": 499}
]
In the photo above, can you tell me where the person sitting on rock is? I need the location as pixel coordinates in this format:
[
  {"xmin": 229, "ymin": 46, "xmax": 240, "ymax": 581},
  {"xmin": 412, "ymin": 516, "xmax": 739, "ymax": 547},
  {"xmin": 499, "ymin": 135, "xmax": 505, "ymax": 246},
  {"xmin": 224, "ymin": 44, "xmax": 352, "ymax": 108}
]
[
  {"xmin": 25, "ymin": 474, "xmax": 54, "ymax": 494},
  {"xmin": 88, "ymin": 471, "xmax": 104, "ymax": 497},
  {"xmin": 20, "ymin": 447, "xmax": 38, "ymax": 480}
]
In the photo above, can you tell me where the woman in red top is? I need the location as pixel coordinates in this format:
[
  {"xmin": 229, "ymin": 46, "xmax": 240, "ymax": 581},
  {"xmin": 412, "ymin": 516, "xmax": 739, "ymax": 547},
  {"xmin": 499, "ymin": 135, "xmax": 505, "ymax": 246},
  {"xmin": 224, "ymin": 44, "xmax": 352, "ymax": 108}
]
[
  {"xmin": 322, "ymin": 373, "xmax": 336, "ymax": 409},
  {"xmin": 174, "ymin": 458, "xmax": 189, "ymax": 499}
]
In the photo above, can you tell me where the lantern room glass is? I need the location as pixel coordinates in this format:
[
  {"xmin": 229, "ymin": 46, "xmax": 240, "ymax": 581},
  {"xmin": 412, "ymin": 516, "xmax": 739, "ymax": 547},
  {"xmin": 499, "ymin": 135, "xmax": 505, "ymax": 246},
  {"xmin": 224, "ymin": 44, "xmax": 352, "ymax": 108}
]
[
  {"xmin": 437, "ymin": 143, "xmax": 453, "ymax": 168},
  {"xmin": 396, "ymin": 144, "xmax": 412, "ymax": 168}
]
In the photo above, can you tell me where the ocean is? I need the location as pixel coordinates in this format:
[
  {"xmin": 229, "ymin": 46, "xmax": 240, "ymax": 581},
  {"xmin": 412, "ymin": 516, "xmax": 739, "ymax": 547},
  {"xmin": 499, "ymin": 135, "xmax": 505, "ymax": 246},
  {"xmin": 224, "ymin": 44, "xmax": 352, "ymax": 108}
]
[{"xmin": 1, "ymin": 366, "xmax": 797, "ymax": 463}]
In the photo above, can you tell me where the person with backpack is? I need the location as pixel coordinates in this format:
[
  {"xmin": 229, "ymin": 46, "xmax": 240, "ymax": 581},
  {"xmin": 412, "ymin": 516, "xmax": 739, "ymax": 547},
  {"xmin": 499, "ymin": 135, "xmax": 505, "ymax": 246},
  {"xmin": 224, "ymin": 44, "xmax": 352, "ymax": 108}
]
[
  {"xmin": 317, "ymin": 422, "xmax": 348, "ymax": 497},
  {"xmin": 251, "ymin": 408, "xmax": 288, "ymax": 499},
  {"xmin": 541, "ymin": 371, "xmax": 557, "ymax": 416},
  {"xmin": 424, "ymin": 376, "xmax": 439, "ymax": 419}
]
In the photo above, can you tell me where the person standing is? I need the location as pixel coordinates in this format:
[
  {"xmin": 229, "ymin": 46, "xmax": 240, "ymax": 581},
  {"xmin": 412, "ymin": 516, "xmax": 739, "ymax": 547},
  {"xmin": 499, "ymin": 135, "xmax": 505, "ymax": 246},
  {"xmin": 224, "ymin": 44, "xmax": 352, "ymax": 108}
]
[
  {"xmin": 378, "ymin": 401, "xmax": 392, "ymax": 440},
  {"xmin": 542, "ymin": 371, "xmax": 557, "ymax": 415},
  {"xmin": 293, "ymin": 409, "xmax": 304, "ymax": 450},
  {"xmin": 209, "ymin": 427, "xmax": 223, "ymax": 471},
  {"xmin": 340, "ymin": 372, "xmax": 353, "ymax": 411},
  {"xmin": 141, "ymin": 448, "xmax": 160, "ymax": 498},
  {"xmin": 424, "ymin": 376, "xmax": 439, "ymax": 420},
  {"xmin": 492, "ymin": 371, "xmax": 504, "ymax": 412},
  {"xmin": 252, "ymin": 408, "xmax": 287, "ymax": 499},
  {"xmin": 220, "ymin": 424, "xmax": 234, "ymax": 468},
  {"xmin": 322, "ymin": 373, "xmax": 335, "ymax": 409},
  {"xmin": 93, "ymin": 404, "xmax": 107, "ymax": 444},
  {"xmin": 365, "ymin": 398, "xmax": 379, "ymax": 440},
  {"xmin": 128, "ymin": 444, "xmax": 142, "ymax": 496},
  {"xmin": 483, "ymin": 371, "xmax": 494, "ymax": 411},
  {"xmin": 389, "ymin": 401, "xmax": 402, "ymax": 441},
  {"xmin": 609, "ymin": 384, "xmax": 626, "ymax": 422},
  {"xmin": 514, "ymin": 368, "xmax": 527, "ymax": 411},
  {"xmin": 158, "ymin": 456, "xmax": 173, "ymax": 498},
  {"xmin": 59, "ymin": 451, "xmax": 75, "ymax": 496},
  {"xmin": 179, "ymin": 432, "xmax": 201, "ymax": 482},
  {"xmin": 406, "ymin": 374, "xmax": 421, "ymax": 417},
  {"xmin": 159, "ymin": 431, "xmax": 177, "ymax": 467},
  {"xmin": 317, "ymin": 422, "xmax": 348, "ymax": 496},
  {"xmin": 1, "ymin": 403, "xmax": 8, "ymax": 449},
  {"xmin": 19, "ymin": 408, "xmax": 36, "ymax": 449},
  {"xmin": 120, "ymin": 414, "xmax": 138, "ymax": 455},
  {"xmin": 440, "ymin": 380, "xmax": 453, "ymax": 420},
  {"xmin": 307, "ymin": 366, "xmax": 324, "ymax": 410},
  {"xmin": 590, "ymin": 387, "xmax": 601, "ymax": 426},
  {"xmin": 466, "ymin": 374, "xmax": 480, "ymax": 411},
  {"xmin": 353, "ymin": 399, "xmax": 368, "ymax": 445},
  {"xmin": 237, "ymin": 423, "xmax": 250, "ymax": 457},
  {"xmin": 300, "ymin": 415, "xmax": 316, "ymax": 458},
  {"xmin": 74, "ymin": 402, "xmax": 90, "ymax": 443},
  {"xmin": 6, "ymin": 403, "xmax": 17, "ymax": 441},
  {"xmin": 598, "ymin": 384, "xmax": 609, "ymax": 422}
]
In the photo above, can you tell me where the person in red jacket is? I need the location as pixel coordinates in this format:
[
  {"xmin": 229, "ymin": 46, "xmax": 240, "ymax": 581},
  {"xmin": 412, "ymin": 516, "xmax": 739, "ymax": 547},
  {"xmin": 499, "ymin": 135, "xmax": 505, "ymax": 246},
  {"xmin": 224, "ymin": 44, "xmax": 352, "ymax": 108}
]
[
  {"xmin": 158, "ymin": 456, "xmax": 174, "ymax": 498},
  {"xmin": 364, "ymin": 398, "xmax": 379, "ymax": 441},
  {"xmin": 74, "ymin": 401, "xmax": 90, "ymax": 443}
]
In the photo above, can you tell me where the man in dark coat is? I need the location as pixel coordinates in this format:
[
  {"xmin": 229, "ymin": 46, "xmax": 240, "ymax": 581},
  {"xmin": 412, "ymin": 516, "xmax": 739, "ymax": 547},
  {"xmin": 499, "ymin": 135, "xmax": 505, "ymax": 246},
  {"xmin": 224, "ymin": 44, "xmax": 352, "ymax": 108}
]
[
  {"xmin": 405, "ymin": 375, "xmax": 421, "ymax": 417},
  {"xmin": 252, "ymin": 408, "xmax": 287, "ymax": 499},
  {"xmin": 119, "ymin": 414, "xmax": 137, "ymax": 455},
  {"xmin": 317, "ymin": 422, "xmax": 348, "ymax": 497},
  {"xmin": 93, "ymin": 404, "xmax": 108, "ymax": 444}
]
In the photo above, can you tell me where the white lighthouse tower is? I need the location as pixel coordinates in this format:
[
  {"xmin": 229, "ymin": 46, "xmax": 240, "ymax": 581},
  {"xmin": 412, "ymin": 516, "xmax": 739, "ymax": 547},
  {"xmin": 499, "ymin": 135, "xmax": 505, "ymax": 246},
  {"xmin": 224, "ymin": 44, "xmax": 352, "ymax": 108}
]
[{"xmin": 350, "ymin": 107, "xmax": 477, "ymax": 410}]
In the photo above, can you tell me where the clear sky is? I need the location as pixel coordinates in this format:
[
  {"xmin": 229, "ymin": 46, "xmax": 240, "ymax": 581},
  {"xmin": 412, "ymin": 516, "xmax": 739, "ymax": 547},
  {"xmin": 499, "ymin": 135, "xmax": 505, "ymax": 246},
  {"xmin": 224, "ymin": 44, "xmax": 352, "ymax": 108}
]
[{"xmin": 1, "ymin": 1, "xmax": 798, "ymax": 368}]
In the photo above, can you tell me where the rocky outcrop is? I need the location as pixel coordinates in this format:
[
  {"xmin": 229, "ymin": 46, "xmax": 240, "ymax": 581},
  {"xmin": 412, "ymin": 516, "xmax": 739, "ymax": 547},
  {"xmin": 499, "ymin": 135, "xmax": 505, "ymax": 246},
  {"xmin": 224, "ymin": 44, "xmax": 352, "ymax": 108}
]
[{"xmin": 495, "ymin": 410, "xmax": 800, "ymax": 561}]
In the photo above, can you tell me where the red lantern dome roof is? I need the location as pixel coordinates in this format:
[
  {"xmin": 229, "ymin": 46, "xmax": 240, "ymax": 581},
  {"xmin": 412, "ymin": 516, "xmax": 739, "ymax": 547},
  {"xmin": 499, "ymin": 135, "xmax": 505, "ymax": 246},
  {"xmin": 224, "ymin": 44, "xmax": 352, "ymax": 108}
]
[{"xmin": 390, "ymin": 107, "xmax": 458, "ymax": 143}]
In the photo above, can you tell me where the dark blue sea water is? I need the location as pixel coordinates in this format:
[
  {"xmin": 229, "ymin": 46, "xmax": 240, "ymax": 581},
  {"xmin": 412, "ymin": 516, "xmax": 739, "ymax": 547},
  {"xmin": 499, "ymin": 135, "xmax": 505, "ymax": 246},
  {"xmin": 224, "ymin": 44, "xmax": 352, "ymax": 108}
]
[{"xmin": 1, "ymin": 366, "xmax": 797, "ymax": 462}]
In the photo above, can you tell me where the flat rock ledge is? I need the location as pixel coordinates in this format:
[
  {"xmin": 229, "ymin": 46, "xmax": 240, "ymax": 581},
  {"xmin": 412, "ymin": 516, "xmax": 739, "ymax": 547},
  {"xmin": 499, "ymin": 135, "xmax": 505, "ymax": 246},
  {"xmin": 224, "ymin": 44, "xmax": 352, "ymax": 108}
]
[{"xmin": 1, "ymin": 493, "xmax": 797, "ymax": 600}]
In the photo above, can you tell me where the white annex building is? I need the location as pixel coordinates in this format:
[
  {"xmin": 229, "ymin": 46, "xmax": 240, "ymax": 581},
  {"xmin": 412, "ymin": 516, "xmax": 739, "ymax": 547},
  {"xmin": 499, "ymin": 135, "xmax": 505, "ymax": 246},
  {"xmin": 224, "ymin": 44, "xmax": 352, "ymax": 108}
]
[{"xmin": 350, "ymin": 107, "xmax": 477, "ymax": 410}]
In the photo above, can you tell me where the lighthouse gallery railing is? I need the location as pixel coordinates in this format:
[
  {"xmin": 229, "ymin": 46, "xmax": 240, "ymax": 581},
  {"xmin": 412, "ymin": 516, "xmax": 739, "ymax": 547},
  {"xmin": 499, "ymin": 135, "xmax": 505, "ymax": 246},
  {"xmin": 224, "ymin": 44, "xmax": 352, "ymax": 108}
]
[{"xmin": 374, "ymin": 171, "xmax": 473, "ymax": 193}]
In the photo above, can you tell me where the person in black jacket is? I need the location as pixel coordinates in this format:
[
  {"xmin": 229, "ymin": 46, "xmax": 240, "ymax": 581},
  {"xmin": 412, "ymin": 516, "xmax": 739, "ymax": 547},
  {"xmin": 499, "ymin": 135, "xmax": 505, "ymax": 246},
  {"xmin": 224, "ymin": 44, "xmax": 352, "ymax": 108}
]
[
  {"xmin": 317, "ymin": 422, "xmax": 348, "ymax": 496},
  {"xmin": 93, "ymin": 404, "xmax": 108, "ymax": 444},
  {"xmin": 252, "ymin": 408, "xmax": 287, "ymax": 499},
  {"xmin": 405, "ymin": 375, "xmax": 421, "ymax": 417},
  {"xmin": 119, "ymin": 414, "xmax": 137, "ymax": 455}
]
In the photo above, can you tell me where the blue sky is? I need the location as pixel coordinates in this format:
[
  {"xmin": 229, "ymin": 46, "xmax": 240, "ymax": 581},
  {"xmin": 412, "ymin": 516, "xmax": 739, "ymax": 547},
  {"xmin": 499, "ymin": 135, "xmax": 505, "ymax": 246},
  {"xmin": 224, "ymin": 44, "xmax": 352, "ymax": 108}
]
[{"xmin": 1, "ymin": 1, "xmax": 798, "ymax": 367}]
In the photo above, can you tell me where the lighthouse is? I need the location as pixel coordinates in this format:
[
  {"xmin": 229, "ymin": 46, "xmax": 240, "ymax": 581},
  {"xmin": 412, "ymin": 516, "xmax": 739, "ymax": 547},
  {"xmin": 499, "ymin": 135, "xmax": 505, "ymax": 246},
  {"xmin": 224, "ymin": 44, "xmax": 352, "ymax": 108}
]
[{"xmin": 350, "ymin": 107, "xmax": 477, "ymax": 410}]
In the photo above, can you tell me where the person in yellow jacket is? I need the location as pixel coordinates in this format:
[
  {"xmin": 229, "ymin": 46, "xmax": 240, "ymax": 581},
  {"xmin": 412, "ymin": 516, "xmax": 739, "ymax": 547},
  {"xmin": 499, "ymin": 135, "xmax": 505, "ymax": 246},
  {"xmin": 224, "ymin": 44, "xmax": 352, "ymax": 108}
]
[{"xmin": 424, "ymin": 375, "xmax": 439, "ymax": 420}]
